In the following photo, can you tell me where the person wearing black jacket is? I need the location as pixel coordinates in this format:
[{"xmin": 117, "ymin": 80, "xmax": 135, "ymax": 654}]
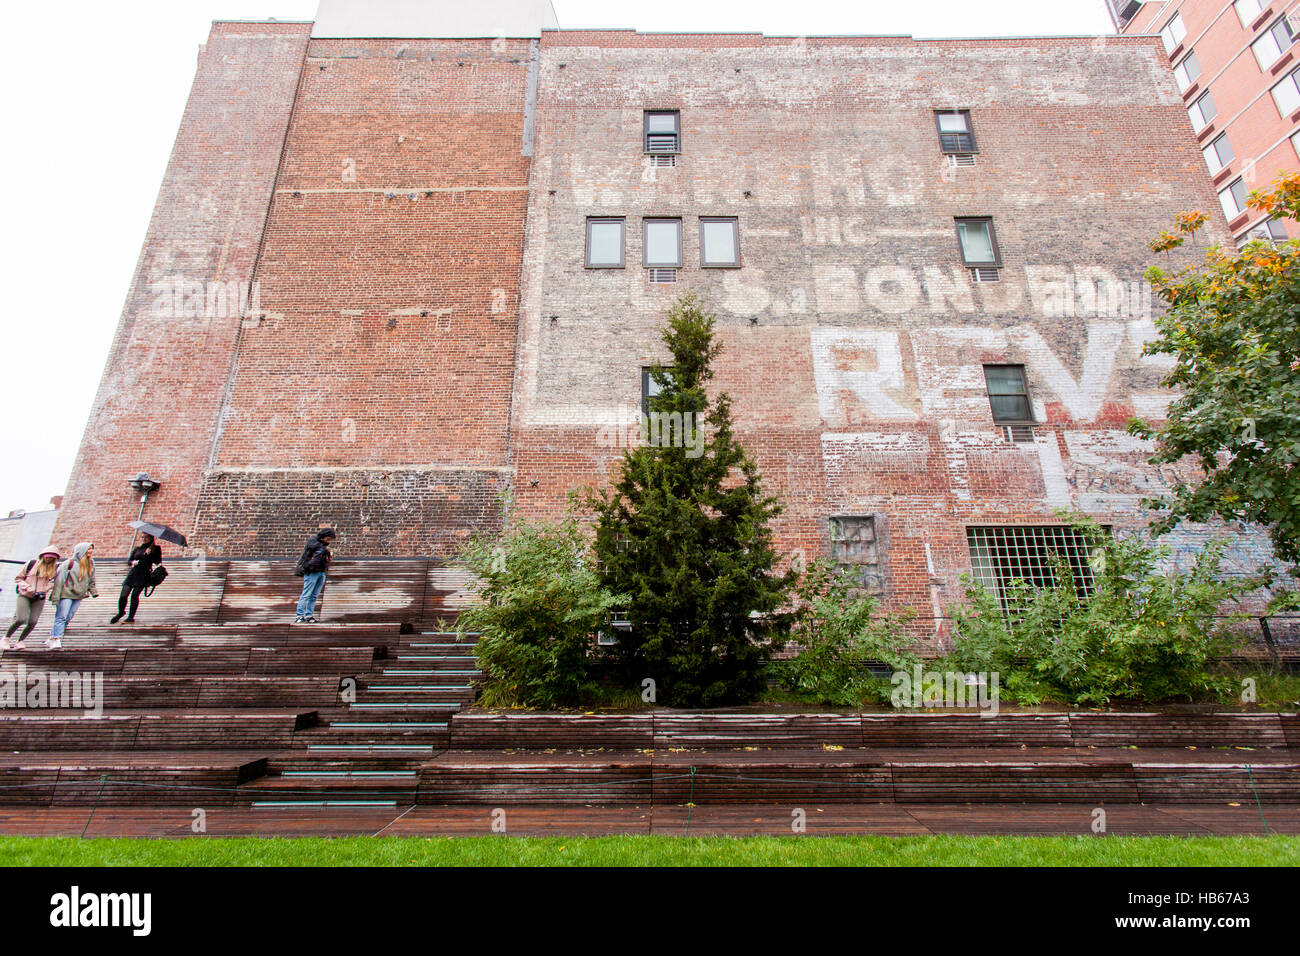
[
  {"xmin": 294, "ymin": 528, "xmax": 336, "ymax": 624},
  {"xmin": 110, "ymin": 533, "xmax": 162, "ymax": 624}
]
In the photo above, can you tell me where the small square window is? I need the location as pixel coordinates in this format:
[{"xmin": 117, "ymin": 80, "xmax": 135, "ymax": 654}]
[
  {"xmin": 1271, "ymin": 70, "xmax": 1300, "ymax": 115},
  {"xmin": 585, "ymin": 218, "xmax": 625, "ymax": 268},
  {"xmin": 1253, "ymin": 18, "xmax": 1295, "ymax": 69},
  {"xmin": 1203, "ymin": 133, "xmax": 1234, "ymax": 174},
  {"xmin": 955, "ymin": 217, "xmax": 1000, "ymax": 267},
  {"xmin": 934, "ymin": 109, "xmax": 976, "ymax": 154},
  {"xmin": 644, "ymin": 111, "xmax": 680, "ymax": 154},
  {"xmin": 1160, "ymin": 13, "xmax": 1186, "ymax": 55},
  {"xmin": 643, "ymin": 218, "xmax": 682, "ymax": 268},
  {"xmin": 984, "ymin": 365, "xmax": 1033, "ymax": 424},
  {"xmin": 1189, "ymin": 91, "xmax": 1218, "ymax": 132},
  {"xmin": 1219, "ymin": 178, "xmax": 1249, "ymax": 219},
  {"xmin": 699, "ymin": 217, "xmax": 740, "ymax": 267},
  {"xmin": 1174, "ymin": 51, "xmax": 1202, "ymax": 91}
]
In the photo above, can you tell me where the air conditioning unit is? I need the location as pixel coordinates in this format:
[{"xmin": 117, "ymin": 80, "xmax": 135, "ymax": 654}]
[
  {"xmin": 970, "ymin": 266, "xmax": 1000, "ymax": 283},
  {"xmin": 1000, "ymin": 423, "xmax": 1036, "ymax": 444},
  {"xmin": 649, "ymin": 154, "xmax": 676, "ymax": 167},
  {"xmin": 648, "ymin": 268, "xmax": 677, "ymax": 283},
  {"xmin": 950, "ymin": 153, "xmax": 976, "ymax": 167}
]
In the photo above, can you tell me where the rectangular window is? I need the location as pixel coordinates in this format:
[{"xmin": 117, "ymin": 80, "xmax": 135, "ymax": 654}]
[
  {"xmin": 984, "ymin": 365, "xmax": 1032, "ymax": 424},
  {"xmin": 1203, "ymin": 133, "xmax": 1235, "ymax": 173},
  {"xmin": 641, "ymin": 366, "xmax": 666, "ymax": 419},
  {"xmin": 967, "ymin": 526, "xmax": 1100, "ymax": 609},
  {"xmin": 585, "ymin": 217, "xmax": 625, "ymax": 268},
  {"xmin": 1293, "ymin": 129, "xmax": 1300, "ymax": 160},
  {"xmin": 1189, "ymin": 90, "xmax": 1217, "ymax": 131},
  {"xmin": 1236, "ymin": 0, "xmax": 1267, "ymax": 26},
  {"xmin": 1219, "ymin": 178, "xmax": 1249, "ymax": 219},
  {"xmin": 643, "ymin": 218, "xmax": 682, "ymax": 268},
  {"xmin": 1252, "ymin": 17, "xmax": 1295, "ymax": 69},
  {"xmin": 1174, "ymin": 50, "xmax": 1202, "ymax": 91},
  {"xmin": 644, "ymin": 111, "xmax": 681, "ymax": 153},
  {"xmin": 699, "ymin": 217, "xmax": 740, "ymax": 267},
  {"xmin": 1160, "ymin": 13, "xmax": 1186, "ymax": 55},
  {"xmin": 955, "ymin": 217, "xmax": 1000, "ymax": 266},
  {"xmin": 934, "ymin": 109, "xmax": 976, "ymax": 153},
  {"xmin": 829, "ymin": 516, "xmax": 882, "ymax": 593},
  {"xmin": 1271, "ymin": 70, "xmax": 1300, "ymax": 115}
]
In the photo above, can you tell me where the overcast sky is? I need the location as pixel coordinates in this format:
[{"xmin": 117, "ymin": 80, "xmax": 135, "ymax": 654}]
[{"xmin": 0, "ymin": 0, "xmax": 1117, "ymax": 515}]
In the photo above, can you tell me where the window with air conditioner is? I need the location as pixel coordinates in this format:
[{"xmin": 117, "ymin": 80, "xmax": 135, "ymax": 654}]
[
  {"xmin": 1252, "ymin": 17, "xmax": 1295, "ymax": 69},
  {"xmin": 699, "ymin": 217, "xmax": 740, "ymax": 268},
  {"xmin": 955, "ymin": 217, "xmax": 1001, "ymax": 278},
  {"xmin": 1174, "ymin": 51, "xmax": 1202, "ymax": 92},
  {"xmin": 643, "ymin": 218, "xmax": 682, "ymax": 270},
  {"xmin": 644, "ymin": 111, "xmax": 681, "ymax": 154},
  {"xmin": 1160, "ymin": 13, "xmax": 1186, "ymax": 55},
  {"xmin": 934, "ymin": 109, "xmax": 976, "ymax": 154},
  {"xmin": 1235, "ymin": 0, "xmax": 1267, "ymax": 27},
  {"xmin": 1188, "ymin": 90, "xmax": 1217, "ymax": 132},
  {"xmin": 585, "ymin": 217, "xmax": 625, "ymax": 268},
  {"xmin": 1271, "ymin": 70, "xmax": 1300, "ymax": 115},
  {"xmin": 1219, "ymin": 178, "xmax": 1249, "ymax": 219},
  {"xmin": 1203, "ymin": 133, "xmax": 1234, "ymax": 174}
]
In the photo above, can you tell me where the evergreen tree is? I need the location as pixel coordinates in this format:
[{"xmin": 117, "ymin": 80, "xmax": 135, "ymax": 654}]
[{"xmin": 589, "ymin": 293, "xmax": 794, "ymax": 707}]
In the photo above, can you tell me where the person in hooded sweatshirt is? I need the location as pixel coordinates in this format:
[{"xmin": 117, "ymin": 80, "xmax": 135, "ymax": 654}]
[
  {"xmin": 47, "ymin": 542, "xmax": 98, "ymax": 649},
  {"xmin": 294, "ymin": 528, "xmax": 336, "ymax": 624},
  {"xmin": 1, "ymin": 547, "xmax": 61, "ymax": 650}
]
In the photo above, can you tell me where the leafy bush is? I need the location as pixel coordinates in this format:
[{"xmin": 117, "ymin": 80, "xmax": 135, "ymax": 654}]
[
  {"xmin": 941, "ymin": 515, "xmax": 1254, "ymax": 705},
  {"xmin": 459, "ymin": 502, "xmax": 626, "ymax": 709},
  {"xmin": 777, "ymin": 560, "xmax": 918, "ymax": 706}
]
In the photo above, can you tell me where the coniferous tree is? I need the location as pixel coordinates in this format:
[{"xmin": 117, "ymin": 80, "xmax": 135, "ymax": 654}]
[{"xmin": 589, "ymin": 293, "xmax": 794, "ymax": 706}]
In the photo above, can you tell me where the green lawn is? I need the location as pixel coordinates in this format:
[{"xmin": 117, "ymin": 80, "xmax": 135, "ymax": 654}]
[{"xmin": 2, "ymin": 835, "xmax": 1297, "ymax": 867}]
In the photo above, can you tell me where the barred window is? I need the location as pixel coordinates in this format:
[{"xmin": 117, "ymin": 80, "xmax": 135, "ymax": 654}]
[{"xmin": 966, "ymin": 526, "xmax": 1100, "ymax": 608}]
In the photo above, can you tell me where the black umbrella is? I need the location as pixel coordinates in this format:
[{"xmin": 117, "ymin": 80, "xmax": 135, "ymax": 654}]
[{"xmin": 129, "ymin": 520, "xmax": 187, "ymax": 547}]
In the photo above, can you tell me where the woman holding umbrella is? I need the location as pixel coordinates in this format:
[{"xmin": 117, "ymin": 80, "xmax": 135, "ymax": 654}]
[{"xmin": 110, "ymin": 532, "xmax": 162, "ymax": 624}]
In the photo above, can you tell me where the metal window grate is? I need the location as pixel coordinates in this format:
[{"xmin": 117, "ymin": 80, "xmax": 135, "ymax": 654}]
[
  {"xmin": 1000, "ymin": 423, "xmax": 1036, "ymax": 444},
  {"xmin": 970, "ymin": 266, "xmax": 1000, "ymax": 283},
  {"xmin": 649, "ymin": 154, "xmax": 676, "ymax": 167},
  {"xmin": 950, "ymin": 153, "xmax": 976, "ymax": 167},
  {"xmin": 645, "ymin": 133, "xmax": 680, "ymax": 153},
  {"xmin": 648, "ymin": 268, "xmax": 677, "ymax": 283},
  {"xmin": 967, "ymin": 526, "xmax": 1099, "ymax": 608}
]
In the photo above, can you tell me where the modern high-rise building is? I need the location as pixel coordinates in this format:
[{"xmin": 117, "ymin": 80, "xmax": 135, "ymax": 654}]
[
  {"xmin": 54, "ymin": 0, "xmax": 1286, "ymax": 645},
  {"xmin": 1112, "ymin": 0, "xmax": 1300, "ymax": 243}
]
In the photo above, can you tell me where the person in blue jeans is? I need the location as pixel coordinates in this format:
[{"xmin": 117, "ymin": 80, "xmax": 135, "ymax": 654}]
[
  {"xmin": 47, "ymin": 542, "xmax": 98, "ymax": 649},
  {"xmin": 294, "ymin": 528, "xmax": 335, "ymax": 623}
]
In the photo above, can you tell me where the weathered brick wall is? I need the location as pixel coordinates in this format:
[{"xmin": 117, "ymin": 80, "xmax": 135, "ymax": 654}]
[
  {"xmin": 53, "ymin": 21, "xmax": 311, "ymax": 558},
  {"xmin": 193, "ymin": 37, "xmax": 535, "ymax": 556},
  {"xmin": 509, "ymin": 32, "xmax": 1283, "ymax": 645}
]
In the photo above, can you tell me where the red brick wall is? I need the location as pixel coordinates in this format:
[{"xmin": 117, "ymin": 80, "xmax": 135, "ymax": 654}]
[
  {"xmin": 194, "ymin": 37, "xmax": 535, "ymax": 556},
  {"xmin": 53, "ymin": 21, "xmax": 312, "ymax": 558},
  {"xmin": 508, "ymin": 32, "xmax": 1283, "ymax": 648}
]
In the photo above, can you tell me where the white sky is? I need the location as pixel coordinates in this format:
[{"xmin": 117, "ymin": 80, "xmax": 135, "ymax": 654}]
[{"xmin": 0, "ymin": 0, "xmax": 1117, "ymax": 515}]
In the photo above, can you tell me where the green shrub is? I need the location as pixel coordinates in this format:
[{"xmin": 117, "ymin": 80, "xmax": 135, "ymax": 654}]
[
  {"xmin": 459, "ymin": 502, "xmax": 626, "ymax": 709},
  {"xmin": 941, "ymin": 514, "xmax": 1254, "ymax": 705},
  {"xmin": 778, "ymin": 560, "xmax": 918, "ymax": 706}
]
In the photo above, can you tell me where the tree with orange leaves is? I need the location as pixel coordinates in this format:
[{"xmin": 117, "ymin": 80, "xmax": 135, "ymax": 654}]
[{"xmin": 1129, "ymin": 173, "xmax": 1300, "ymax": 604}]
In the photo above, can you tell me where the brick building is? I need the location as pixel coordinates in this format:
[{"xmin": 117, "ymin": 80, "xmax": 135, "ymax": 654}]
[
  {"xmin": 55, "ymin": 0, "xmax": 1285, "ymax": 642},
  {"xmin": 1111, "ymin": 0, "xmax": 1300, "ymax": 243}
]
